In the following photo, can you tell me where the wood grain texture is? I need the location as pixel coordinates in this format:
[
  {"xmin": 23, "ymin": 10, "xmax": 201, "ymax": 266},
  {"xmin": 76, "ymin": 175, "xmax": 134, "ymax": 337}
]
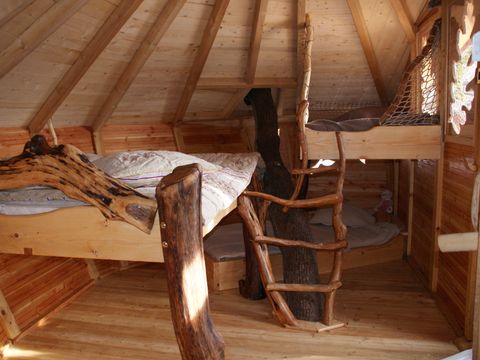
[
  {"xmin": 173, "ymin": 0, "xmax": 230, "ymax": 123},
  {"xmin": 0, "ymin": 0, "xmax": 88, "ymax": 80},
  {"xmin": 91, "ymin": 0, "xmax": 186, "ymax": 132},
  {"xmin": 410, "ymin": 159, "xmax": 437, "ymax": 286},
  {"xmin": 346, "ymin": 0, "xmax": 388, "ymax": 105},
  {"xmin": 245, "ymin": 0, "xmax": 269, "ymax": 83},
  {"xmin": 438, "ymin": 142, "xmax": 477, "ymax": 339},
  {"xmin": 28, "ymin": 0, "xmax": 143, "ymax": 134},
  {"xmin": 0, "ymin": 136, "xmax": 157, "ymax": 233},
  {"xmin": 0, "ymin": 289, "xmax": 20, "ymax": 340},
  {"xmin": 3, "ymin": 261, "xmax": 458, "ymax": 359},
  {"xmin": 156, "ymin": 164, "xmax": 225, "ymax": 360},
  {"xmin": 0, "ymin": 254, "xmax": 92, "ymax": 340},
  {"xmin": 305, "ymin": 125, "xmax": 442, "ymax": 160}
]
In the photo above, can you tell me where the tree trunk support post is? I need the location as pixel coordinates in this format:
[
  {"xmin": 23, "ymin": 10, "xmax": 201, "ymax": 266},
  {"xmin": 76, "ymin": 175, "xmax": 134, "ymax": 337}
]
[{"xmin": 156, "ymin": 164, "xmax": 225, "ymax": 360}]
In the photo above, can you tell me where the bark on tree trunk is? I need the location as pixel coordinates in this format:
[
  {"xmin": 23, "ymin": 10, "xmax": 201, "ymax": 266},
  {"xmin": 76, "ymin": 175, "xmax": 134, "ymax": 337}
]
[
  {"xmin": 244, "ymin": 88, "xmax": 323, "ymax": 321},
  {"xmin": 156, "ymin": 164, "xmax": 225, "ymax": 360}
]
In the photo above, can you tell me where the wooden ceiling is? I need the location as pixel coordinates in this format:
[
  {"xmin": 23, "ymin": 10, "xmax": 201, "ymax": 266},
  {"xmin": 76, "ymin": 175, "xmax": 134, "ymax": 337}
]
[{"xmin": 0, "ymin": 0, "xmax": 428, "ymax": 132}]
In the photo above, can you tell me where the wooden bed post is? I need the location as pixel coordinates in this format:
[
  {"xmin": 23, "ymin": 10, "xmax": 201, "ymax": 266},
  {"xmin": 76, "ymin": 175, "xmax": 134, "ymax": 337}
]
[{"xmin": 156, "ymin": 164, "xmax": 225, "ymax": 360}]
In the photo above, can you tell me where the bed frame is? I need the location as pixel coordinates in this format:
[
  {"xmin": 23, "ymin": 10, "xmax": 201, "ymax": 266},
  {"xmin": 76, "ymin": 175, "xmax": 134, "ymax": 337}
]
[
  {"xmin": 305, "ymin": 125, "xmax": 442, "ymax": 160},
  {"xmin": 0, "ymin": 201, "xmax": 236, "ymax": 262},
  {"xmin": 0, "ymin": 137, "xmax": 235, "ymax": 359}
]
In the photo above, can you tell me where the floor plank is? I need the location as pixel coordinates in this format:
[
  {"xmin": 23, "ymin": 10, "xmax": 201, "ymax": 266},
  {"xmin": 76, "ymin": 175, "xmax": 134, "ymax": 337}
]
[{"xmin": 3, "ymin": 261, "xmax": 458, "ymax": 359}]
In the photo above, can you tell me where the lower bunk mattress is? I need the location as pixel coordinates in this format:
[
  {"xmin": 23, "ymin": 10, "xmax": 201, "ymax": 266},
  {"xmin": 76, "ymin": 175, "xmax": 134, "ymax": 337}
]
[{"xmin": 204, "ymin": 217, "xmax": 405, "ymax": 291}]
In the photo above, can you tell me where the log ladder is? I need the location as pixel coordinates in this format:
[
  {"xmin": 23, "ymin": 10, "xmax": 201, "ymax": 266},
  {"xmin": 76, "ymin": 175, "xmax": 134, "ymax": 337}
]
[{"xmin": 238, "ymin": 125, "xmax": 347, "ymax": 332}]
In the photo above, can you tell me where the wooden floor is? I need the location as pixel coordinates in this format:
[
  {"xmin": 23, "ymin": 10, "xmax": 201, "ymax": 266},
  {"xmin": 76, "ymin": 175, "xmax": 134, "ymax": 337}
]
[{"xmin": 3, "ymin": 261, "xmax": 458, "ymax": 359}]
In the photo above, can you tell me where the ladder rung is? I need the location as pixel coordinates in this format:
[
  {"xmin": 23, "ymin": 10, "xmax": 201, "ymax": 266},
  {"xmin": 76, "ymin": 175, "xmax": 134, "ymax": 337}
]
[
  {"xmin": 254, "ymin": 236, "xmax": 347, "ymax": 251},
  {"xmin": 291, "ymin": 165, "xmax": 338, "ymax": 175},
  {"xmin": 266, "ymin": 281, "xmax": 342, "ymax": 293}
]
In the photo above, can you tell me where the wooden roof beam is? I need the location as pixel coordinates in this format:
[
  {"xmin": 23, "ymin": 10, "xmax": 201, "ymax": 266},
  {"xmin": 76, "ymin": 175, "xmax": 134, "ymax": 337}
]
[
  {"xmin": 0, "ymin": 0, "xmax": 88, "ymax": 81},
  {"xmin": 221, "ymin": 89, "xmax": 250, "ymax": 119},
  {"xmin": 297, "ymin": 0, "xmax": 306, "ymax": 105},
  {"xmin": 91, "ymin": 0, "xmax": 187, "ymax": 133},
  {"xmin": 197, "ymin": 77, "xmax": 296, "ymax": 89},
  {"xmin": 173, "ymin": 0, "xmax": 231, "ymax": 125},
  {"xmin": 28, "ymin": 0, "xmax": 143, "ymax": 135},
  {"xmin": 0, "ymin": 0, "xmax": 35, "ymax": 29},
  {"xmin": 245, "ymin": 0, "xmax": 269, "ymax": 83},
  {"xmin": 389, "ymin": 0, "xmax": 416, "ymax": 43},
  {"xmin": 222, "ymin": 0, "xmax": 268, "ymax": 119},
  {"xmin": 347, "ymin": 0, "xmax": 389, "ymax": 106}
]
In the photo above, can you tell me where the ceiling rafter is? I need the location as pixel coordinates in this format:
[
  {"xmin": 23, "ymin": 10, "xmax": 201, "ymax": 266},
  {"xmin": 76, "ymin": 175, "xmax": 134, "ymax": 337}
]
[
  {"xmin": 0, "ymin": 0, "xmax": 35, "ymax": 29},
  {"xmin": 173, "ymin": 0, "xmax": 231, "ymax": 125},
  {"xmin": 221, "ymin": 89, "xmax": 250, "ymax": 119},
  {"xmin": 296, "ymin": 0, "xmax": 307, "ymax": 105},
  {"xmin": 28, "ymin": 0, "xmax": 144, "ymax": 135},
  {"xmin": 389, "ymin": 0, "xmax": 416, "ymax": 43},
  {"xmin": 221, "ymin": 0, "xmax": 269, "ymax": 120},
  {"xmin": 347, "ymin": 0, "xmax": 389, "ymax": 106},
  {"xmin": 0, "ymin": 0, "xmax": 88, "ymax": 81},
  {"xmin": 245, "ymin": 0, "xmax": 269, "ymax": 83},
  {"xmin": 91, "ymin": 0, "xmax": 187, "ymax": 136},
  {"xmin": 197, "ymin": 77, "xmax": 296, "ymax": 89}
]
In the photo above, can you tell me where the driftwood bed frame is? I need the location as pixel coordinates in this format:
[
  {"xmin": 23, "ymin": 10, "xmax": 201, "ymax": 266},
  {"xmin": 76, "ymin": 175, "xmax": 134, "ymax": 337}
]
[
  {"xmin": 0, "ymin": 136, "xmax": 236, "ymax": 262},
  {"xmin": 0, "ymin": 136, "xmax": 232, "ymax": 358}
]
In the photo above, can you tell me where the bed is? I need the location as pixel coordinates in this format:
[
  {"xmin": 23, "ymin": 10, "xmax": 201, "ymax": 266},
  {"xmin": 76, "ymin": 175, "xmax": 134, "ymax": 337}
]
[
  {"xmin": 204, "ymin": 205, "xmax": 405, "ymax": 291},
  {"xmin": 0, "ymin": 146, "xmax": 260, "ymax": 262},
  {"xmin": 304, "ymin": 125, "xmax": 442, "ymax": 160}
]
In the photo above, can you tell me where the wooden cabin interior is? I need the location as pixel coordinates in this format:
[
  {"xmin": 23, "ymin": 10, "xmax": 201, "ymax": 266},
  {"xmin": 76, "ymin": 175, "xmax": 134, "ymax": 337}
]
[{"xmin": 0, "ymin": 0, "xmax": 480, "ymax": 359}]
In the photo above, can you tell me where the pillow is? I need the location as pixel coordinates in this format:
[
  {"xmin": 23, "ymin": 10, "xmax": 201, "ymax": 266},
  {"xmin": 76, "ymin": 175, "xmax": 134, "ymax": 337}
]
[
  {"xmin": 93, "ymin": 150, "xmax": 222, "ymax": 187},
  {"xmin": 305, "ymin": 118, "xmax": 379, "ymax": 132},
  {"xmin": 309, "ymin": 203, "xmax": 375, "ymax": 227}
]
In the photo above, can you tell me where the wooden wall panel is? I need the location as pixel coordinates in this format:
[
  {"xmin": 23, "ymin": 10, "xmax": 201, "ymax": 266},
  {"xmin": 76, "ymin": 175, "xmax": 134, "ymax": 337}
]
[
  {"xmin": 0, "ymin": 255, "xmax": 92, "ymax": 337},
  {"xmin": 0, "ymin": 126, "xmax": 94, "ymax": 158},
  {"xmin": 101, "ymin": 123, "xmax": 176, "ymax": 154},
  {"xmin": 437, "ymin": 142, "xmax": 476, "ymax": 338},
  {"xmin": 410, "ymin": 159, "xmax": 437, "ymax": 283},
  {"xmin": 397, "ymin": 160, "xmax": 410, "ymax": 225},
  {"xmin": 308, "ymin": 160, "xmax": 393, "ymax": 209},
  {"xmin": 175, "ymin": 124, "xmax": 248, "ymax": 154}
]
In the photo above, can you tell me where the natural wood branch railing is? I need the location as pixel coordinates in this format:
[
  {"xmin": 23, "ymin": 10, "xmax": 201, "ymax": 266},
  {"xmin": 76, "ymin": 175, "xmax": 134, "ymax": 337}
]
[
  {"xmin": 156, "ymin": 164, "xmax": 225, "ymax": 360},
  {"xmin": 238, "ymin": 131, "xmax": 347, "ymax": 332},
  {"xmin": 0, "ymin": 135, "xmax": 157, "ymax": 233}
]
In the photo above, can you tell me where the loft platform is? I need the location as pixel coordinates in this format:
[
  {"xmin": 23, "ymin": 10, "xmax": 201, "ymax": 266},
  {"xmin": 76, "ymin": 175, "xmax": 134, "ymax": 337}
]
[{"xmin": 305, "ymin": 125, "xmax": 442, "ymax": 160}]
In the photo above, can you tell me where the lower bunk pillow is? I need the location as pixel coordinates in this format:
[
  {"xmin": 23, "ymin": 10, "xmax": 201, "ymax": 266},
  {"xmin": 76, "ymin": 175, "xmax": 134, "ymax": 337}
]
[{"xmin": 204, "ymin": 220, "xmax": 400, "ymax": 262}]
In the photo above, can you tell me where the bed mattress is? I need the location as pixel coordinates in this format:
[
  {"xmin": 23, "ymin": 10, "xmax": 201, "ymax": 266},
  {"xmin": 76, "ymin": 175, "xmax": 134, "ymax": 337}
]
[{"xmin": 0, "ymin": 152, "xmax": 260, "ymax": 228}]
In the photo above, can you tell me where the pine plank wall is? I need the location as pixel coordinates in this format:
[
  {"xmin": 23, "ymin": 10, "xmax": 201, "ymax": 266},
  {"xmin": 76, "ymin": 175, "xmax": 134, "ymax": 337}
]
[
  {"xmin": 1, "ymin": 122, "xmax": 474, "ymax": 344},
  {"xmin": 0, "ymin": 122, "xmax": 393, "ymax": 345}
]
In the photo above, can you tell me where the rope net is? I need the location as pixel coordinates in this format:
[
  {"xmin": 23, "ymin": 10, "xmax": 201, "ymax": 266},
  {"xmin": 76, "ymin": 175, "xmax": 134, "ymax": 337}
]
[{"xmin": 380, "ymin": 19, "xmax": 442, "ymax": 126}]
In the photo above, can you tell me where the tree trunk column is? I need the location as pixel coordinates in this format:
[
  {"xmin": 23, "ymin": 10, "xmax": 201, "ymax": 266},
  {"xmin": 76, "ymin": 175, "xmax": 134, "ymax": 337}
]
[{"xmin": 156, "ymin": 164, "xmax": 224, "ymax": 360}]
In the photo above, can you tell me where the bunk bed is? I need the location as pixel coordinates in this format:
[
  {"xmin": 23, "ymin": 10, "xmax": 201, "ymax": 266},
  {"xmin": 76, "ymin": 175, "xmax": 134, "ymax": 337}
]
[{"xmin": 303, "ymin": 18, "xmax": 443, "ymax": 161}]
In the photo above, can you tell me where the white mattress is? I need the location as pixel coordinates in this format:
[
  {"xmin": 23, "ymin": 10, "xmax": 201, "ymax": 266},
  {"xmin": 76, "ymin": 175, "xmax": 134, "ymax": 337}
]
[{"xmin": 0, "ymin": 152, "xmax": 260, "ymax": 228}]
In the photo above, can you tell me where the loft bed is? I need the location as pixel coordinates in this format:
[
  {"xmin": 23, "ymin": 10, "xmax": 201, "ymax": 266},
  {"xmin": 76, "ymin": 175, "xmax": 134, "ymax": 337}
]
[
  {"xmin": 302, "ymin": 18, "xmax": 443, "ymax": 161},
  {"xmin": 0, "ymin": 142, "xmax": 257, "ymax": 262}
]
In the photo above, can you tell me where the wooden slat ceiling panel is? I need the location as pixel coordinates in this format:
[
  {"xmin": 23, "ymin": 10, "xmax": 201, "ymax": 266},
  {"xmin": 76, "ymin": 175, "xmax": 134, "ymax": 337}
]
[
  {"xmin": 57, "ymin": 0, "xmax": 173, "ymax": 128},
  {"xmin": 362, "ymin": 0, "xmax": 424, "ymax": 101},
  {"xmin": 0, "ymin": 0, "xmax": 431, "ymax": 128},
  {"xmin": 255, "ymin": 0, "xmax": 296, "ymax": 78},
  {"xmin": 187, "ymin": 89, "xmax": 237, "ymax": 119},
  {"xmin": 111, "ymin": 0, "xmax": 216, "ymax": 124},
  {"xmin": 0, "ymin": 0, "xmax": 116, "ymax": 127},
  {"xmin": 201, "ymin": 0, "xmax": 254, "ymax": 78},
  {"xmin": 307, "ymin": 0, "xmax": 380, "ymax": 110}
]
